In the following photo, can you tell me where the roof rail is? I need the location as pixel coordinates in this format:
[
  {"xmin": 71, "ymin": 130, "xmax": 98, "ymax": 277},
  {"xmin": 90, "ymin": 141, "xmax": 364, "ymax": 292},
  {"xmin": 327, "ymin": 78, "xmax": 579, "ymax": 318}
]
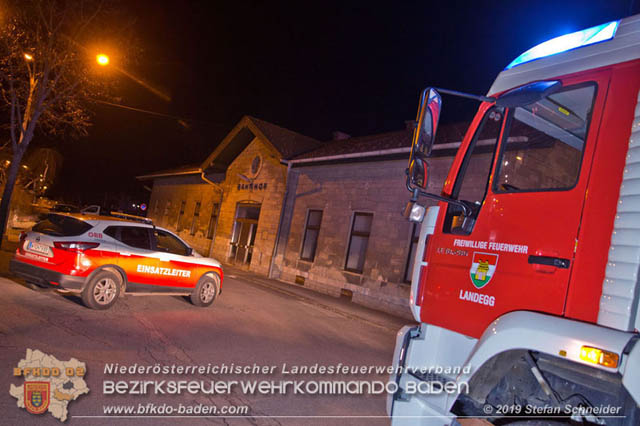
[{"xmin": 109, "ymin": 211, "xmax": 154, "ymax": 225}]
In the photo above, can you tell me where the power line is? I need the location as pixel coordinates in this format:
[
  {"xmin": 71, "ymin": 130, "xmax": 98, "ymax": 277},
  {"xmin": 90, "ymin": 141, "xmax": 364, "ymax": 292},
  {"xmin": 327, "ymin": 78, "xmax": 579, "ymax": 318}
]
[{"xmin": 91, "ymin": 99, "xmax": 227, "ymax": 128}]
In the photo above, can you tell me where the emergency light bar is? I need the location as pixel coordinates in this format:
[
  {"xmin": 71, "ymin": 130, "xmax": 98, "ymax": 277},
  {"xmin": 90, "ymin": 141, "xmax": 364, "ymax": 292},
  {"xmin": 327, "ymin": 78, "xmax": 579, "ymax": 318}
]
[{"xmin": 506, "ymin": 20, "xmax": 620, "ymax": 70}]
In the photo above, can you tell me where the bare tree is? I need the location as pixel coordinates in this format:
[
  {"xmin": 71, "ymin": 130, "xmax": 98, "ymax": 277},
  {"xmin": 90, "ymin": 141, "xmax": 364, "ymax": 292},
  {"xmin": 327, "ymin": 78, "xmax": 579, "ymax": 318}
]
[
  {"xmin": 0, "ymin": 0, "xmax": 128, "ymax": 243},
  {"xmin": 22, "ymin": 148, "xmax": 64, "ymax": 197}
]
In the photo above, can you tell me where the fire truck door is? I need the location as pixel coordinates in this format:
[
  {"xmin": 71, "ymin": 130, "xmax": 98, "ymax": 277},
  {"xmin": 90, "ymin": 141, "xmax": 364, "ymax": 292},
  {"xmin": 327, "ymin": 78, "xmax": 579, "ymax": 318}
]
[{"xmin": 421, "ymin": 72, "xmax": 609, "ymax": 338}]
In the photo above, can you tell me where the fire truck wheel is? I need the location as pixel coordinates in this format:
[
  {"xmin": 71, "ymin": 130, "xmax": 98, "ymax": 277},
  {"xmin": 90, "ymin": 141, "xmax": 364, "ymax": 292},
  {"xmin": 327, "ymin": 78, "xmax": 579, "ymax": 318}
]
[
  {"xmin": 81, "ymin": 270, "xmax": 121, "ymax": 310},
  {"xmin": 190, "ymin": 274, "xmax": 219, "ymax": 307}
]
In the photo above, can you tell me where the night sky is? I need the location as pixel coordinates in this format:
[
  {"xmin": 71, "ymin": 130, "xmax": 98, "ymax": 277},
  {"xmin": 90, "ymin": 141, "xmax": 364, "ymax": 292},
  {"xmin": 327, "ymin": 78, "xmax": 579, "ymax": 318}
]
[{"xmin": 47, "ymin": 0, "xmax": 637, "ymax": 206}]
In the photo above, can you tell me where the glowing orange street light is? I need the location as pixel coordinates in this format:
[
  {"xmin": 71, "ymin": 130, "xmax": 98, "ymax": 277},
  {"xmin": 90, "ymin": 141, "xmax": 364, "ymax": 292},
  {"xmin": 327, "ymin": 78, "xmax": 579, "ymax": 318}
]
[
  {"xmin": 23, "ymin": 53, "xmax": 33, "ymax": 61},
  {"xmin": 96, "ymin": 54, "xmax": 109, "ymax": 66}
]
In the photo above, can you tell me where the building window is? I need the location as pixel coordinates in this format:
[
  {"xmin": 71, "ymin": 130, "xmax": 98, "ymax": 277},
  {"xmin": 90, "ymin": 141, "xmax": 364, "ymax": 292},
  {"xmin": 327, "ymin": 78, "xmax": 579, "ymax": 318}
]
[
  {"xmin": 345, "ymin": 212, "xmax": 373, "ymax": 273},
  {"xmin": 177, "ymin": 200, "xmax": 186, "ymax": 231},
  {"xmin": 404, "ymin": 223, "xmax": 421, "ymax": 283},
  {"xmin": 207, "ymin": 203, "xmax": 220, "ymax": 239},
  {"xmin": 300, "ymin": 210, "xmax": 323, "ymax": 261},
  {"xmin": 190, "ymin": 201, "xmax": 201, "ymax": 236}
]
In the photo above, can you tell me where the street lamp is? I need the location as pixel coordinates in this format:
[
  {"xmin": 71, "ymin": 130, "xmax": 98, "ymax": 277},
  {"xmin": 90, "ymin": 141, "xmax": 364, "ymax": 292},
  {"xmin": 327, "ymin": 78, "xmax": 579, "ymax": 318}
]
[
  {"xmin": 96, "ymin": 53, "xmax": 109, "ymax": 66},
  {"xmin": 93, "ymin": 49, "xmax": 170, "ymax": 102},
  {"xmin": 23, "ymin": 53, "xmax": 33, "ymax": 61}
]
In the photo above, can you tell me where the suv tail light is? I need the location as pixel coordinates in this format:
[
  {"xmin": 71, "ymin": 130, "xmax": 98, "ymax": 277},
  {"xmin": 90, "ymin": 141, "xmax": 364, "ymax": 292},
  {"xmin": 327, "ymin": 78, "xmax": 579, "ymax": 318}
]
[{"xmin": 53, "ymin": 241, "xmax": 100, "ymax": 252}]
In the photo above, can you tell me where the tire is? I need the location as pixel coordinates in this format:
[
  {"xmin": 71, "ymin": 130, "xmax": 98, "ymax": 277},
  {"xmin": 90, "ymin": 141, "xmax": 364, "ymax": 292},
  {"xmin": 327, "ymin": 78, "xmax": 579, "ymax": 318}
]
[
  {"xmin": 190, "ymin": 274, "xmax": 219, "ymax": 307},
  {"xmin": 81, "ymin": 270, "xmax": 121, "ymax": 310}
]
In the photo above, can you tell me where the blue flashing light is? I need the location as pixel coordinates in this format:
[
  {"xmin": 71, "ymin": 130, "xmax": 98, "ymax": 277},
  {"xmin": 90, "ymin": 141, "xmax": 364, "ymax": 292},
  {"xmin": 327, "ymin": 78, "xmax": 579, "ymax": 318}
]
[{"xmin": 506, "ymin": 20, "xmax": 620, "ymax": 70}]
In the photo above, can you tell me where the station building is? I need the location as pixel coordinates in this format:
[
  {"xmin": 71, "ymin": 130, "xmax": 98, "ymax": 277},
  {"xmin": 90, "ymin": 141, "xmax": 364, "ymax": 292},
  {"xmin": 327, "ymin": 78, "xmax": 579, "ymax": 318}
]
[{"xmin": 137, "ymin": 116, "xmax": 468, "ymax": 318}]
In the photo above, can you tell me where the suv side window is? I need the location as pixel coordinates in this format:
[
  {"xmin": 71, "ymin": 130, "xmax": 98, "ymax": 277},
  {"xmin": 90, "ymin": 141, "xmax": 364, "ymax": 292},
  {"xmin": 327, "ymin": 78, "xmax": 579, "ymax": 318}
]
[
  {"xmin": 117, "ymin": 226, "xmax": 152, "ymax": 250},
  {"xmin": 104, "ymin": 226, "xmax": 118, "ymax": 240},
  {"xmin": 154, "ymin": 229, "xmax": 191, "ymax": 256}
]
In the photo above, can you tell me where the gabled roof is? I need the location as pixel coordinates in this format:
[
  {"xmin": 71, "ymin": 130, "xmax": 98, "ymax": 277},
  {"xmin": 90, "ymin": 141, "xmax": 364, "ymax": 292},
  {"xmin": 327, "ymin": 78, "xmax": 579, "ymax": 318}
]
[
  {"xmin": 249, "ymin": 117, "xmax": 322, "ymax": 159},
  {"xmin": 201, "ymin": 116, "xmax": 321, "ymax": 171},
  {"xmin": 294, "ymin": 129, "xmax": 412, "ymax": 159}
]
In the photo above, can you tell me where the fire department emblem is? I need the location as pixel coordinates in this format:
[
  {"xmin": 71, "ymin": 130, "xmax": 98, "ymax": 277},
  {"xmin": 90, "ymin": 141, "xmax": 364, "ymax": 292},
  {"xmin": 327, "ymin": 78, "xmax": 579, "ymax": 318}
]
[
  {"xmin": 24, "ymin": 382, "xmax": 50, "ymax": 415},
  {"xmin": 470, "ymin": 252, "xmax": 499, "ymax": 289}
]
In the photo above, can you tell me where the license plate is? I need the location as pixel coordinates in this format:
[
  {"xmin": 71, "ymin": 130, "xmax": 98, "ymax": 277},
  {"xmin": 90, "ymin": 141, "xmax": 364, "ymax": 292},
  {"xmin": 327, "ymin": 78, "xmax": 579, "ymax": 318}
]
[{"xmin": 27, "ymin": 241, "xmax": 51, "ymax": 256}]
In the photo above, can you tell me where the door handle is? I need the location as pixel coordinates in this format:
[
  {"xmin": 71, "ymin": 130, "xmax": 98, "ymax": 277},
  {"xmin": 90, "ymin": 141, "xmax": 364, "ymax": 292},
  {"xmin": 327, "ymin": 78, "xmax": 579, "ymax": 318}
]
[{"xmin": 528, "ymin": 255, "xmax": 570, "ymax": 269}]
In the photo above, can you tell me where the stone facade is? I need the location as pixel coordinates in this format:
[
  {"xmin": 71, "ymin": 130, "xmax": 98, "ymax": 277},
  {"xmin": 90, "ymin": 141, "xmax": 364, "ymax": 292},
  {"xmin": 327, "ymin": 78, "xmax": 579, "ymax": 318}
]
[
  {"xmin": 146, "ymin": 136, "xmax": 287, "ymax": 276},
  {"xmin": 272, "ymin": 156, "xmax": 453, "ymax": 318},
  {"xmin": 209, "ymin": 137, "xmax": 287, "ymax": 275},
  {"xmin": 148, "ymin": 175, "xmax": 221, "ymax": 256},
  {"xmin": 139, "ymin": 116, "xmax": 463, "ymax": 320}
]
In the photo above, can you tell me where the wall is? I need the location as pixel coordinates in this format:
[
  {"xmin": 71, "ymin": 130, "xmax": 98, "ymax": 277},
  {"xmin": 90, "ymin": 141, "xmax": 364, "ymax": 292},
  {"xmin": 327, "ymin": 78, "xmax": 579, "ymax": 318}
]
[
  {"xmin": 273, "ymin": 155, "xmax": 454, "ymax": 319},
  {"xmin": 209, "ymin": 137, "xmax": 287, "ymax": 275},
  {"xmin": 148, "ymin": 175, "xmax": 222, "ymax": 256}
]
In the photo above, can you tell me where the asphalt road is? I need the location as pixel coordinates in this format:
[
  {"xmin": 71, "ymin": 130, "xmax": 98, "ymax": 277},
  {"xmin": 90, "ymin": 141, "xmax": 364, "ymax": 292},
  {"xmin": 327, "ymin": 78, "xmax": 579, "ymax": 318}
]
[{"xmin": 0, "ymin": 263, "xmax": 409, "ymax": 426}]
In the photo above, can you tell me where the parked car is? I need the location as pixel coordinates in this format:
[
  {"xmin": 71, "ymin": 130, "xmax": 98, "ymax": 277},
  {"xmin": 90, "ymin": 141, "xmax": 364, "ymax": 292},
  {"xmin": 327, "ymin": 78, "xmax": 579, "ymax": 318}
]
[
  {"xmin": 50, "ymin": 203, "xmax": 80, "ymax": 213},
  {"xmin": 9, "ymin": 213, "xmax": 223, "ymax": 309},
  {"xmin": 80, "ymin": 205, "xmax": 101, "ymax": 215}
]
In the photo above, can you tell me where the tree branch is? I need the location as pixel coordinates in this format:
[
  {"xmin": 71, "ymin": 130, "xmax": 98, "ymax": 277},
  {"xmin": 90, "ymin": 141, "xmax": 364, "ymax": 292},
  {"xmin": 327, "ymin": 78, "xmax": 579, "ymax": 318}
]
[{"xmin": 73, "ymin": 0, "xmax": 105, "ymax": 39}]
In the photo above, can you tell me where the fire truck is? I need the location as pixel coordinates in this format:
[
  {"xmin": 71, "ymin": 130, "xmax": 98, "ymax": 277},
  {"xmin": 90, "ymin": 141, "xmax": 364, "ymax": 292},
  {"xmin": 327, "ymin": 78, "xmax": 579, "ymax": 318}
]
[{"xmin": 388, "ymin": 14, "xmax": 640, "ymax": 425}]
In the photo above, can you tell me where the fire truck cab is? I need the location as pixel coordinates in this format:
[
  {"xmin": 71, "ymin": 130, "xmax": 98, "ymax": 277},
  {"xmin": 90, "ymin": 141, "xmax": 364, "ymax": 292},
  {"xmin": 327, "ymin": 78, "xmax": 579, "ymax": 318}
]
[{"xmin": 389, "ymin": 14, "xmax": 640, "ymax": 425}]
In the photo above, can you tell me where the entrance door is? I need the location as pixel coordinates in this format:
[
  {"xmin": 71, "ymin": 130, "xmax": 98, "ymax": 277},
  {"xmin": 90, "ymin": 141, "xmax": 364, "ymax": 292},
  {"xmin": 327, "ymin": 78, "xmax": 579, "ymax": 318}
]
[
  {"xmin": 419, "ymin": 72, "xmax": 609, "ymax": 338},
  {"xmin": 230, "ymin": 204, "xmax": 260, "ymax": 265}
]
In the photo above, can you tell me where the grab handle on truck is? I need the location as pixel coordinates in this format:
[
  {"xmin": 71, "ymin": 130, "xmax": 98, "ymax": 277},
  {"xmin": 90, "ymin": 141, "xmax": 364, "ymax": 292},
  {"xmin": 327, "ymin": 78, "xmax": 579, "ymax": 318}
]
[{"xmin": 528, "ymin": 255, "xmax": 570, "ymax": 269}]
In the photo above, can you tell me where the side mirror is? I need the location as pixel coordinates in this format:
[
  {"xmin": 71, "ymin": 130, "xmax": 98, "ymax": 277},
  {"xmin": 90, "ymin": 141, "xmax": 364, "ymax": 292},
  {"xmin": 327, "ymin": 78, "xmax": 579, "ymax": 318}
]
[
  {"xmin": 408, "ymin": 157, "xmax": 428, "ymax": 189},
  {"xmin": 407, "ymin": 88, "xmax": 441, "ymax": 190},
  {"xmin": 187, "ymin": 247, "xmax": 194, "ymax": 256},
  {"xmin": 414, "ymin": 88, "xmax": 442, "ymax": 157}
]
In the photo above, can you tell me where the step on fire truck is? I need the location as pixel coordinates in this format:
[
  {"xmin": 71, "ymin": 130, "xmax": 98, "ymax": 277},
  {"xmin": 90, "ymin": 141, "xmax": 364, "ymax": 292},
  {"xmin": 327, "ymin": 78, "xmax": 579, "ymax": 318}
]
[{"xmin": 388, "ymin": 14, "xmax": 640, "ymax": 425}]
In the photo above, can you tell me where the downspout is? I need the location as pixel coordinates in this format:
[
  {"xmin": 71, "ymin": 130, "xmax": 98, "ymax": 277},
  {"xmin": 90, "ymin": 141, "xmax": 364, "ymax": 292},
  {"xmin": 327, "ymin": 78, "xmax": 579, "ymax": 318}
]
[
  {"xmin": 201, "ymin": 170, "xmax": 224, "ymax": 258},
  {"xmin": 268, "ymin": 160, "xmax": 292, "ymax": 278}
]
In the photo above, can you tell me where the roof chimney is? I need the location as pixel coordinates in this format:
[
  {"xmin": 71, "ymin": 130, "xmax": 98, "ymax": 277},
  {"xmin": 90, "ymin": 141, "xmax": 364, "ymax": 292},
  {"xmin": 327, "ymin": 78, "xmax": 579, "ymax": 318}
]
[{"xmin": 332, "ymin": 131, "xmax": 351, "ymax": 140}]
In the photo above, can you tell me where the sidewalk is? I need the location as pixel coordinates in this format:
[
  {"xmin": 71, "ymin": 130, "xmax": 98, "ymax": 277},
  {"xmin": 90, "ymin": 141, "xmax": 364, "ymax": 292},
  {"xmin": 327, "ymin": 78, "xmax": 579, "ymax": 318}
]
[{"xmin": 223, "ymin": 264, "xmax": 414, "ymax": 333}]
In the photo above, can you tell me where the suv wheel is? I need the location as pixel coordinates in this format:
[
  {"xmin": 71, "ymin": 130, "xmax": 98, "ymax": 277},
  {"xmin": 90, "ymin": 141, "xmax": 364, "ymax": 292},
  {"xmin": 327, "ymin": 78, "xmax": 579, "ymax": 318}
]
[
  {"xmin": 190, "ymin": 274, "xmax": 219, "ymax": 307},
  {"xmin": 82, "ymin": 270, "xmax": 121, "ymax": 310}
]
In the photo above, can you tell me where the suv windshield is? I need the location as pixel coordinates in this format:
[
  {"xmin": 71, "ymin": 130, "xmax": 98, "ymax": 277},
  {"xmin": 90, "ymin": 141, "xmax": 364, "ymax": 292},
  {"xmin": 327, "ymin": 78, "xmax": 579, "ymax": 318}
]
[{"xmin": 33, "ymin": 214, "xmax": 93, "ymax": 236}]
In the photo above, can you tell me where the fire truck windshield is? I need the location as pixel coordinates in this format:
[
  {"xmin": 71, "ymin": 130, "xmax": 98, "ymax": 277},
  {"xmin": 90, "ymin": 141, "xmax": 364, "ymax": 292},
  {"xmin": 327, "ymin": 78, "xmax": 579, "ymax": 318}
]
[{"xmin": 494, "ymin": 83, "xmax": 596, "ymax": 192}]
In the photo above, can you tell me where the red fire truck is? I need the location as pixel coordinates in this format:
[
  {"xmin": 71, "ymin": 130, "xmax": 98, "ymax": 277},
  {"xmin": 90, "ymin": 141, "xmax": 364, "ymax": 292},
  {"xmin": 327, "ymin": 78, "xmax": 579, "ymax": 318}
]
[{"xmin": 388, "ymin": 14, "xmax": 640, "ymax": 425}]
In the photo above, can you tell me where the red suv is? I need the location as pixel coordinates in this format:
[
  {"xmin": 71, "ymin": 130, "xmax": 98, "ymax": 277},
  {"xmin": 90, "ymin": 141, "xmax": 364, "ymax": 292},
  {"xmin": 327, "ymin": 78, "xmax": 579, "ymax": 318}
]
[{"xmin": 10, "ymin": 214, "xmax": 223, "ymax": 309}]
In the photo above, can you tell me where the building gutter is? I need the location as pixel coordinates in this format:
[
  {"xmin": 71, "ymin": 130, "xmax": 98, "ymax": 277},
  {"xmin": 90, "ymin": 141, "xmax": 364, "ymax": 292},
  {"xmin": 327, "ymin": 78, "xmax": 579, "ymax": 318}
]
[
  {"xmin": 286, "ymin": 147, "xmax": 411, "ymax": 165},
  {"xmin": 200, "ymin": 171, "xmax": 224, "ymax": 258},
  {"xmin": 283, "ymin": 136, "xmax": 528, "ymax": 166},
  {"xmin": 268, "ymin": 160, "xmax": 292, "ymax": 278}
]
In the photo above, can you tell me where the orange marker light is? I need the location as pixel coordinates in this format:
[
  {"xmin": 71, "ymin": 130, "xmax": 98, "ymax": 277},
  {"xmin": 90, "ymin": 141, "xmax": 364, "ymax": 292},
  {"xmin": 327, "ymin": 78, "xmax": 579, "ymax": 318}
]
[{"xmin": 579, "ymin": 346, "xmax": 619, "ymax": 368}]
